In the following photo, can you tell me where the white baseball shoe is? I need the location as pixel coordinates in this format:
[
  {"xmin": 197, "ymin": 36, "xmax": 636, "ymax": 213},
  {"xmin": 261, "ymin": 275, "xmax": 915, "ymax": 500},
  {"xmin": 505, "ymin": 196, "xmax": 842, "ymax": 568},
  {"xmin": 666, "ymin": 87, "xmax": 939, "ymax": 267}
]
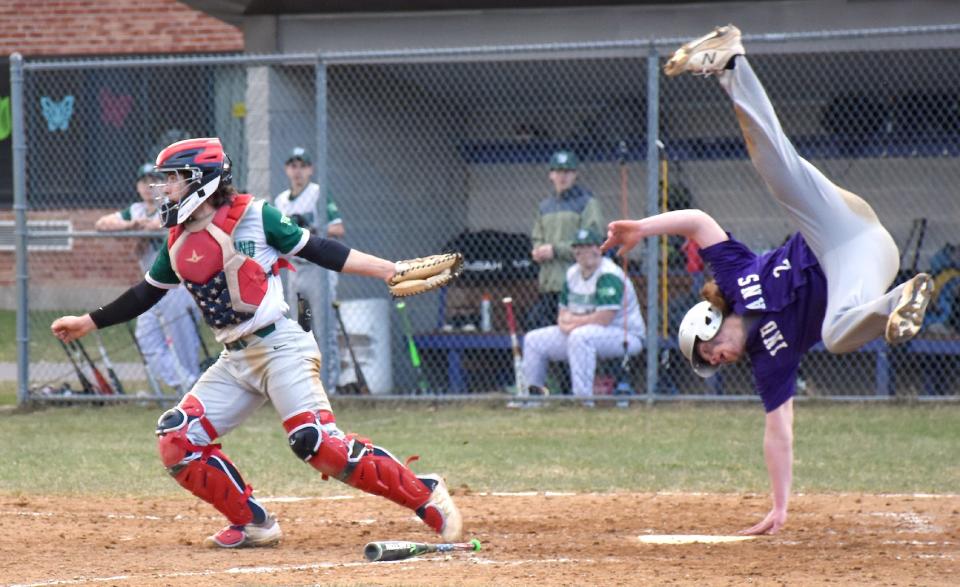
[
  {"xmin": 204, "ymin": 515, "xmax": 282, "ymax": 548},
  {"xmin": 885, "ymin": 273, "xmax": 935, "ymax": 344},
  {"xmin": 418, "ymin": 474, "xmax": 463, "ymax": 542},
  {"xmin": 664, "ymin": 24, "xmax": 744, "ymax": 77}
]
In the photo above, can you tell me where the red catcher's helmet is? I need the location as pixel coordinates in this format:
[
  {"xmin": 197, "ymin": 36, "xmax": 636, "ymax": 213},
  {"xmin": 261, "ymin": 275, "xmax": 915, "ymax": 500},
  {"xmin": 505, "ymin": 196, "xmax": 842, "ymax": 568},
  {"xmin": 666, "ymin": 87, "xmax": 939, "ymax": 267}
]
[{"xmin": 152, "ymin": 138, "xmax": 233, "ymax": 227}]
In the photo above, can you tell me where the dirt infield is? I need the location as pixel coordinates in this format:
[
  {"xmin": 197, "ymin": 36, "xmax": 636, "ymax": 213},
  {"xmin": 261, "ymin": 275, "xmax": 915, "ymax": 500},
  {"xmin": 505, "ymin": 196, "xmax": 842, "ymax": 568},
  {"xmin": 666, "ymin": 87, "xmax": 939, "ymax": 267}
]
[{"xmin": 2, "ymin": 492, "xmax": 957, "ymax": 586}]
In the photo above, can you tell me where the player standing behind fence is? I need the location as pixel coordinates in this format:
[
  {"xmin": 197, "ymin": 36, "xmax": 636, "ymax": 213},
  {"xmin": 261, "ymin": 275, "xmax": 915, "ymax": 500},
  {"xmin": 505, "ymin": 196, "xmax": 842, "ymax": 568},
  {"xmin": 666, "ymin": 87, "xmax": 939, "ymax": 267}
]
[
  {"xmin": 53, "ymin": 138, "xmax": 461, "ymax": 548},
  {"xmin": 94, "ymin": 163, "xmax": 201, "ymax": 392},
  {"xmin": 522, "ymin": 229, "xmax": 644, "ymax": 404},
  {"xmin": 603, "ymin": 26, "xmax": 934, "ymax": 536},
  {"xmin": 528, "ymin": 150, "xmax": 605, "ymax": 329},
  {"xmin": 274, "ymin": 147, "xmax": 344, "ymax": 390}
]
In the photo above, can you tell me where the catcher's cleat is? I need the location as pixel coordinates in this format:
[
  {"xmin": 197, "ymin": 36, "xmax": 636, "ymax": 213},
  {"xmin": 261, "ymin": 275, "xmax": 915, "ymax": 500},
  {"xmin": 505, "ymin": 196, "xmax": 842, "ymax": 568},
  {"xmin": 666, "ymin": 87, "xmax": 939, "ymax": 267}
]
[
  {"xmin": 204, "ymin": 515, "xmax": 282, "ymax": 549},
  {"xmin": 664, "ymin": 24, "xmax": 744, "ymax": 77},
  {"xmin": 885, "ymin": 273, "xmax": 934, "ymax": 345},
  {"xmin": 417, "ymin": 474, "xmax": 463, "ymax": 542}
]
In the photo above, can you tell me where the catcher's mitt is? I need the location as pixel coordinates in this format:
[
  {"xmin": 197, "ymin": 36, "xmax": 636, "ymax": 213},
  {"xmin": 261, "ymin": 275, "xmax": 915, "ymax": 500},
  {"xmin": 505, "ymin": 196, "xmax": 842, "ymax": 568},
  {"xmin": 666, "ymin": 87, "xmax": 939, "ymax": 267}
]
[{"xmin": 389, "ymin": 252, "xmax": 463, "ymax": 297}]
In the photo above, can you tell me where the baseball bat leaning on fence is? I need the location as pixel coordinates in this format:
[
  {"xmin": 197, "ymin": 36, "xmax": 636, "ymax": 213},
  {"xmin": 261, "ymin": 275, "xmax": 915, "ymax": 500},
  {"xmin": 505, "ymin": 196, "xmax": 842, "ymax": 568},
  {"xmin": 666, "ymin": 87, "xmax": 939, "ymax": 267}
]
[
  {"xmin": 332, "ymin": 300, "xmax": 370, "ymax": 395},
  {"xmin": 58, "ymin": 338, "xmax": 96, "ymax": 395},
  {"xmin": 395, "ymin": 301, "xmax": 430, "ymax": 394},
  {"xmin": 125, "ymin": 321, "xmax": 163, "ymax": 396},
  {"xmin": 615, "ymin": 141, "xmax": 635, "ymax": 403},
  {"xmin": 74, "ymin": 339, "xmax": 115, "ymax": 395},
  {"xmin": 93, "ymin": 330, "xmax": 125, "ymax": 394},
  {"xmin": 191, "ymin": 310, "xmax": 217, "ymax": 372},
  {"xmin": 364, "ymin": 539, "xmax": 482, "ymax": 562},
  {"xmin": 502, "ymin": 297, "xmax": 526, "ymax": 397}
]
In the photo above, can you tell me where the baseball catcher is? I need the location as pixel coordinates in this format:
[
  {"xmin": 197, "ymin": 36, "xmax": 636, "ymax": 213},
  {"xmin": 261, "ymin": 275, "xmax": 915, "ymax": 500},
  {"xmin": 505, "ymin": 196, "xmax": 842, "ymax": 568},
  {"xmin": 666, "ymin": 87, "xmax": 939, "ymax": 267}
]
[{"xmin": 51, "ymin": 137, "xmax": 462, "ymax": 548}]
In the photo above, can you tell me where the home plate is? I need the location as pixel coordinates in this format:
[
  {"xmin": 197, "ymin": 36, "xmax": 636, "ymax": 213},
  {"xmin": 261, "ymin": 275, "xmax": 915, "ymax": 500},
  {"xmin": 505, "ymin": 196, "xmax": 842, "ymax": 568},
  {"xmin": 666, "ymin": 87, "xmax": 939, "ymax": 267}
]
[{"xmin": 639, "ymin": 535, "xmax": 757, "ymax": 545}]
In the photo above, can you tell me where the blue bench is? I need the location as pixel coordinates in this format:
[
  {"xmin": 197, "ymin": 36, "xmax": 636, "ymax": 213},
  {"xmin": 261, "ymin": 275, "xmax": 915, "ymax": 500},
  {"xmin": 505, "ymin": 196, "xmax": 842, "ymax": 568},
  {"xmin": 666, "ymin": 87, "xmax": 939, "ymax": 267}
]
[{"xmin": 413, "ymin": 331, "xmax": 960, "ymax": 396}]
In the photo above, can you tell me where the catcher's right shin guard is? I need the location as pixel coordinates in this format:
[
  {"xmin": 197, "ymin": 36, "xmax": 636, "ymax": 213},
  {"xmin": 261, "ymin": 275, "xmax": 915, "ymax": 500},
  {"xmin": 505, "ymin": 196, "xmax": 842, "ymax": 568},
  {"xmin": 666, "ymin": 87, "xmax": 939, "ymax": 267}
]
[
  {"xmin": 156, "ymin": 395, "xmax": 266, "ymax": 526},
  {"xmin": 284, "ymin": 411, "xmax": 444, "ymax": 532}
]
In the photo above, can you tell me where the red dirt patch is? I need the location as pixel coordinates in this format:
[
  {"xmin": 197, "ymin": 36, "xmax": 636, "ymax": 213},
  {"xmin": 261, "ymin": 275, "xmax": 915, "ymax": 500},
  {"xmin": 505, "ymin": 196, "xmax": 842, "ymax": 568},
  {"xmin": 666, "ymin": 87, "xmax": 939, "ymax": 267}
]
[{"xmin": 2, "ymin": 492, "xmax": 958, "ymax": 586}]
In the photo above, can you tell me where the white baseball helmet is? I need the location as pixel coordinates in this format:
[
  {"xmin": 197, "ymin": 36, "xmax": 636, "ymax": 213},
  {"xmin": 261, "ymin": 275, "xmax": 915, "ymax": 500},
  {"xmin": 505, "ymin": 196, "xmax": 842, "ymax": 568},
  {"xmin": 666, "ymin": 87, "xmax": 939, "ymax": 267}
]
[{"xmin": 677, "ymin": 301, "xmax": 724, "ymax": 378}]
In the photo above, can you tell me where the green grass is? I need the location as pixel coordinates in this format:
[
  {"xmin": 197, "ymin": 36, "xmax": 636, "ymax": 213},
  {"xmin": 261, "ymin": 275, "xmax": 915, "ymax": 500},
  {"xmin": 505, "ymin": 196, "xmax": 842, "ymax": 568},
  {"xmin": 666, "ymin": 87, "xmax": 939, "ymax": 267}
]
[{"xmin": 0, "ymin": 403, "xmax": 957, "ymax": 497}]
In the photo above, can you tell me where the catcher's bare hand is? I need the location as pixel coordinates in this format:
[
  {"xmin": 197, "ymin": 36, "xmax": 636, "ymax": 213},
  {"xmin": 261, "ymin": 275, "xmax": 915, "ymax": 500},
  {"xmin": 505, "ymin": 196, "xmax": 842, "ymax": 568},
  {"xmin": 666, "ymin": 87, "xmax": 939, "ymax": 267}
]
[
  {"xmin": 738, "ymin": 507, "xmax": 787, "ymax": 536},
  {"xmin": 51, "ymin": 314, "xmax": 96, "ymax": 343},
  {"xmin": 388, "ymin": 252, "xmax": 463, "ymax": 297},
  {"xmin": 602, "ymin": 220, "xmax": 647, "ymax": 256}
]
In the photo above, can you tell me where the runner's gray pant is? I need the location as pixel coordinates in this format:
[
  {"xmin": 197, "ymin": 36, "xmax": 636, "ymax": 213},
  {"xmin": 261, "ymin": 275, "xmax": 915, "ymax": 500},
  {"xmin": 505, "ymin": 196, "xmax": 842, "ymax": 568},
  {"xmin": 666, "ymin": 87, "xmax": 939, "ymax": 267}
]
[{"xmin": 719, "ymin": 58, "xmax": 905, "ymax": 353}]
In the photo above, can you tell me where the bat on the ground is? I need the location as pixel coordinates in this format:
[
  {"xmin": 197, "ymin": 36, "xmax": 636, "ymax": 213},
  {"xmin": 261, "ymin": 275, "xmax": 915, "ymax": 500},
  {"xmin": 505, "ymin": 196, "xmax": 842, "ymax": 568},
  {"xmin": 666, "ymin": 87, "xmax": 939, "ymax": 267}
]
[
  {"xmin": 395, "ymin": 301, "xmax": 429, "ymax": 394},
  {"xmin": 93, "ymin": 330, "xmax": 125, "ymax": 395},
  {"xmin": 502, "ymin": 297, "xmax": 526, "ymax": 397},
  {"xmin": 191, "ymin": 310, "xmax": 217, "ymax": 372},
  {"xmin": 364, "ymin": 538, "xmax": 481, "ymax": 562},
  {"xmin": 332, "ymin": 300, "xmax": 370, "ymax": 395},
  {"xmin": 73, "ymin": 339, "xmax": 115, "ymax": 395},
  {"xmin": 125, "ymin": 320, "xmax": 163, "ymax": 396},
  {"xmin": 57, "ymin": 338, "xmax": 96, "ymax": 395}
]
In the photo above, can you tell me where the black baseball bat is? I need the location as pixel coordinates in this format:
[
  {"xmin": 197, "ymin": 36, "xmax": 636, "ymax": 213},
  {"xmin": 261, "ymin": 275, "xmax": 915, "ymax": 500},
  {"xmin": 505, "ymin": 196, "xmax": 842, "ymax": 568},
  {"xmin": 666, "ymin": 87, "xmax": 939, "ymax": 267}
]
[
  {"xmin": 332, "ymin": 300, "xmax": 370, "ymax": 395},
  {"xmin": 364, "ymin": 538, "xmax": 481, "ymax": 562},
  {"xmin": 57, "ymin": 338, "xmax": 96, "ymax": 395},
  {"xmin": 297, "ymin": 293, "xmax": 313, "ymax": 333},
  {"xmin": 395, "ymin": 301, "xmax": 430, "ymax": 394},
  {"xmin": 74, "ymin": 339, "xmax": 115, "ymax": 395},
  {"xmin": 93, "ymin": 330, "xmax": 125, "ymax": 395}
]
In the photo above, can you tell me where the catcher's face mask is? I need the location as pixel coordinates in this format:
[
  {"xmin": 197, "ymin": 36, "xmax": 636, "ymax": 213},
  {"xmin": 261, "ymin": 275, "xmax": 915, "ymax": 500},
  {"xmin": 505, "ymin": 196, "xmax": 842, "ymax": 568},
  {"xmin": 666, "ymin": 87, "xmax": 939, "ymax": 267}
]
[{"xmin": 150, "ymin": 137, "xmax": 230, "ymax": 228}]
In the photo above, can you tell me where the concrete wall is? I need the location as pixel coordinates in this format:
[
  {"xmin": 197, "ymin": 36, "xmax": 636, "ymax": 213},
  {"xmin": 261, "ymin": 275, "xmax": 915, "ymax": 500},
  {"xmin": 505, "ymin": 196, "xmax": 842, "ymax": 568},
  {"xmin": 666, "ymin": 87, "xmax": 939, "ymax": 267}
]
[{"xmin": 246, "ymin": 1, "xmax": 960, "ymax": 54}]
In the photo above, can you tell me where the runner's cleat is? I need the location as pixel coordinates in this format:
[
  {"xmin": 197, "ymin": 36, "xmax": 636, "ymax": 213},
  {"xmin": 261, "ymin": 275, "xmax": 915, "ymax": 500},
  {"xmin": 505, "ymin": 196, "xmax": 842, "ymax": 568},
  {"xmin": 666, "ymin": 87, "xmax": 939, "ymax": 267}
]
[
  {"xmin": 885, "ymin": 273, "xmax": 934, "ymax": 344},
  {"xmin": 664, "ymin": 25, "xmax": 744, "ymax": 77}
]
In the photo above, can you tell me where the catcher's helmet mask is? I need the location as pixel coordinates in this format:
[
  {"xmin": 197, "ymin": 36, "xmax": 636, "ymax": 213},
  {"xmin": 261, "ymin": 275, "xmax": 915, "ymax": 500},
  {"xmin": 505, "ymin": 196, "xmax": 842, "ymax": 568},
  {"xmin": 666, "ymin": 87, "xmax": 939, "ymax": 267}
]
[{"xmin": 151, "ymin": 138, "xmax": 232, "ymax": 228}]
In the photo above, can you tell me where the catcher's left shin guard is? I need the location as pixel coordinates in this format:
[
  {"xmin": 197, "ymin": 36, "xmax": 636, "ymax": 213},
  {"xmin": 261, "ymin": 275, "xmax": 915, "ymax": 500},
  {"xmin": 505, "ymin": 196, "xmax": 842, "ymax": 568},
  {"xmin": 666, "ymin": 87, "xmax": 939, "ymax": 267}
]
[
  {"xmin": 283, "ymin": 411, "xmax": 445, "ymax": 533},
  {"xmin": 156, "ymin": 395, "xmax": 267, "ymax": 526}
]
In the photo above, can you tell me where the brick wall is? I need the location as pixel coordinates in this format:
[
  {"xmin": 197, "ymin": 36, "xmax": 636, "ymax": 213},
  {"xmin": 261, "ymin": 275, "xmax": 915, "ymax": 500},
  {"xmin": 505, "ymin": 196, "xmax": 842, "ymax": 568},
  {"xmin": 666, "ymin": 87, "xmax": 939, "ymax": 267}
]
[
  {"xmin": 1, "ymin": 209, "xmax": 147, "ymax": 309},
  {"xmin": 0, "ymin": 0, "xmax": 243, "ymax": 56}
]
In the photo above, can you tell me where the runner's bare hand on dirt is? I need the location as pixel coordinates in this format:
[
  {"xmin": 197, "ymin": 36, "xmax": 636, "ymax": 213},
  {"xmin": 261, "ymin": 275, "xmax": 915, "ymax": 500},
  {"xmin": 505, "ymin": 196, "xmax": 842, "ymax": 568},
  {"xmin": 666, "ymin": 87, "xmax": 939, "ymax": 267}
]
[
  {"xmin": 738, "ymin": 507, "xmax": 787, "ymax": 535},
  {"xmin": 601, "ymin": 220, "xmax": 647, "ymax": 256},
  {"xmin": 51, "ymin": 314, "xmax": 96, "ymax": 343}
]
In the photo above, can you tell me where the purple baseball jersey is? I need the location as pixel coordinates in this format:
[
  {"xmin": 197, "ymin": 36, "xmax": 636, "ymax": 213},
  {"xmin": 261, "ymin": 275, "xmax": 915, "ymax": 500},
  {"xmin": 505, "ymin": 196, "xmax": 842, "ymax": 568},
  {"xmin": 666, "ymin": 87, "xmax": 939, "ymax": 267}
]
[{"xmin": 699, "ymin": 232, "xmax": 828, "ymax": 412}]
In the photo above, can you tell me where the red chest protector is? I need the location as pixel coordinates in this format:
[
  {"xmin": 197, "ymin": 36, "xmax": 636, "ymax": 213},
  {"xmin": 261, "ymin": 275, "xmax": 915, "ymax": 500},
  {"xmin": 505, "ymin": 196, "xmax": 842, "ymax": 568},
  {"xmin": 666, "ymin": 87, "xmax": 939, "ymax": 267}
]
[{"xmin": 168, "ymin": 195, "xmax": 269, "ymax": 328}]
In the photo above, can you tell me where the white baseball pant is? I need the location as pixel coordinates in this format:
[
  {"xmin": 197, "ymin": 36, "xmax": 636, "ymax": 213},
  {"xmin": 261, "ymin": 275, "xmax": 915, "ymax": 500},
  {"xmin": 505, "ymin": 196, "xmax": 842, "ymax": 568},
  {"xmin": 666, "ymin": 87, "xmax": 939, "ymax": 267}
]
[
  {"xmin": 720, "ymin": 58, "xmax": 904, "ymax": 352},
  {"xmin": 180, "ymin": 318, "xmax": 332, "ymax": 445},
  {"xmin": 523, "ymin": 324, "xmax": 643, "ymax": 397}
]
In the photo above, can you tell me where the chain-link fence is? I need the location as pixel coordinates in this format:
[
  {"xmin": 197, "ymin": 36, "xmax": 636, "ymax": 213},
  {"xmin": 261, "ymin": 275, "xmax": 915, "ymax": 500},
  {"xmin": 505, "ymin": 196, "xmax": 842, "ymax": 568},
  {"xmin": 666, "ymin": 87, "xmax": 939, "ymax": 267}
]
[{"xmin": 10, "ymin": 25, "xmax": 960, "ymax": 406}]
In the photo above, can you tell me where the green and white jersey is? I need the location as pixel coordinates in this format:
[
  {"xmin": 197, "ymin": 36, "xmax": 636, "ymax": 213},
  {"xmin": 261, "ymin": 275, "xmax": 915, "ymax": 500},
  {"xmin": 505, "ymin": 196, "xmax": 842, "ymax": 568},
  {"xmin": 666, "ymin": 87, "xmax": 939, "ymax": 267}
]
[
  {"xmin": 559, "ymin": 256, "xmax": 645, "ymax": 333},
  {"xmin": 274, "ymin": 182, "xmax": 342, "ymax": 230},
  {"xmin": 117, "ymin": 201, "xmax": 163, "ymax": 272},
  {"xmin": 145, "ymin": 199, "xmax": 309, "ymax": 344}
]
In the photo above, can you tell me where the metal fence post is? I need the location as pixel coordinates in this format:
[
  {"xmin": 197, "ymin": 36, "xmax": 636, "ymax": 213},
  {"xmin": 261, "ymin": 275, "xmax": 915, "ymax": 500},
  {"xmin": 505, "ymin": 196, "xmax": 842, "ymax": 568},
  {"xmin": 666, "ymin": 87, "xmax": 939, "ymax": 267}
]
[
  {"xmin": 11, "ymin": 53, "xmax": 28, "ymax": 406},
  {"xmin": 644, "ymin": 45, "xmax": 661, "ymax": 401},
  {"xmin": 314, "ymin": 56, "xmax": 334, "ymax": 392}
]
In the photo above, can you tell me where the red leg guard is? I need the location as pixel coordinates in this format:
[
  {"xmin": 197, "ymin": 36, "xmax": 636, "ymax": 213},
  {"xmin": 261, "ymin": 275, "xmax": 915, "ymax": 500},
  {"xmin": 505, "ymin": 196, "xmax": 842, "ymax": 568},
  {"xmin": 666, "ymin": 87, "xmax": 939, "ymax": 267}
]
[
  {"xmin": 283, "ymin": 411, "xmax": 432, "ymax": 511},
  {"xmin": 157, "ymin": 395, "xmax": 257, "ymax": 526}
]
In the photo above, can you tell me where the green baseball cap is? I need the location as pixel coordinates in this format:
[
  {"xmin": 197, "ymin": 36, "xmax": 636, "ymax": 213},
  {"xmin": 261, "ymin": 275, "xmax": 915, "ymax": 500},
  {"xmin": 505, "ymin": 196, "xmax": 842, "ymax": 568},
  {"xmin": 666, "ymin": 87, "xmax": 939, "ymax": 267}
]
[
  {"xmin": 286, "ymin": 147, "xmax": 313, "ymax": 165},
  {"xmin": 572, "ymin": 228, "xmax": 604, "ymax": 247},
  {"xmin": 549, "ymin": 150, "xmax": 579, "ymax": 171},
  {"xmin": 137, "ymin": 162, "xmax": 161, "ymax": 181}
]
